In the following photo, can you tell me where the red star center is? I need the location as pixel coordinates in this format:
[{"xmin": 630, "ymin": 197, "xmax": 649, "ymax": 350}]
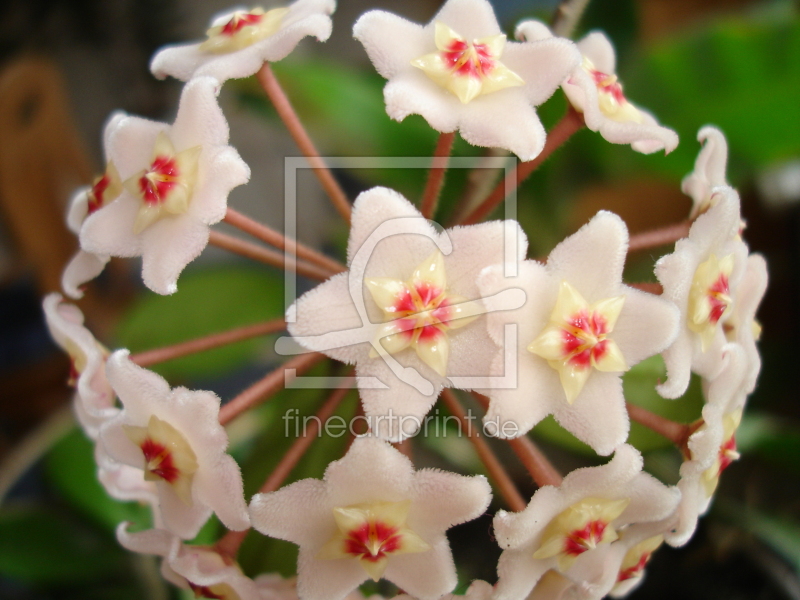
[{"xmin": 220, "ymin": 11, "xmax": 263, "ymax": 36}]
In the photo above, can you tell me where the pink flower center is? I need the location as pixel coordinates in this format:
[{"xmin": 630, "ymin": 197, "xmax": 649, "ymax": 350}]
[
  {"xmin": 343, "ymin": 520, "xmax": 404, "ymax": 563},
  {"xmin": 563, "ymin": 519, "xmax": 608, "ymax": 556},
  {"xmin": 139, "ymin": 438, "xmax": 180, "ymax": 483},
  {"xmin": 562, "ymin": 310, "xmax": 611, "ymax": 369},
  {"xmin": 442, "ymin": 39, "xmax": 495, "ymax": 79},
  {"xmin": 589, "ymin": 67, "xmax": 627, "ymax": 104},
  {"xmin": 393, "ymin": 283, "xmax": 452, "ymax": 343},
  {"xmin": 88, "ymin": 174, "xmax": 112, "ymax": 214},
  {"xmin": 138, "ymin": 155, "xmax": 180, "ymax": 206},
  {"xmin": 617, "ymin": 551, "xmax": 652, "ymax": 583},
  {"xmin": 220, "ymin": 11, "xmax": 263, "ymax": 36},
  {"xmin": 717, "ymin": 434, "xmax": 738, "ymax": 476},
  {"xmin": 707, "ymin": 273, "xmax": 730, "ymax": 325}
]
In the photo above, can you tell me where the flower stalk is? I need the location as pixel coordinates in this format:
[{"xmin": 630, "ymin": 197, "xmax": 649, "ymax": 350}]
[
  {"xmin": 218, "ymin": 352, "xmax": 326, "ymax": 425},
  {"xmin": 130, "ymin": 318, "xmax": 287, "ymax": 368},
  {"xmin": 208, "ymin": 230, "xmax": 333, "ymax": 280},
  {"xmin": 420, "ymin": 132, "xmax": 456, "ymax": 219},
  {"xmin": 441, "ymin": 390, "xmax": 527, "ymax": 512},
  {"xmin": 224, "ymin": 207, "xmax": 345, "ymax": 274},
  {"xmin": 256, "ymin": 62, "xmax": 352, "ymax": 223}
]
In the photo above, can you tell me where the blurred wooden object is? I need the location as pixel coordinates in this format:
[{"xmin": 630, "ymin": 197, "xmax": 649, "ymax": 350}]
[{"xmin": 0, "ymin": 56, "xmax": 93, "ymax": 294}]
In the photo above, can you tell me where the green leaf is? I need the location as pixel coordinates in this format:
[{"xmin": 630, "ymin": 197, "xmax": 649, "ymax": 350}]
[
  {"xmin": 115, "ymin": 266, "xmax": 285, "ymax": 382},
  {"xmin": 44, "ymin": 427, "xmax": 151, "ymax": 531},
  {"xmin": 0, "ymin": 505, "xmax": 125, "ymax": 584}
]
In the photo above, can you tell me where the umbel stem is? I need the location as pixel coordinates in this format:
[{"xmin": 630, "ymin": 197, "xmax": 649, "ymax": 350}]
[{"xmin": 256, "ymin": 62, "xmax": 352, "ymax": 223}]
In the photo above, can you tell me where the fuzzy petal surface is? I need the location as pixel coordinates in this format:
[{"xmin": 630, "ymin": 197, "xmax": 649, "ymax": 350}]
[
  {"xmin": 100, "ymin": 351, "xmax": 249, "ymax": 538},
  {"xmin": 249, "ymin": 437, "xmax": 490, "ymax": 600},
  {"xmin": 80, "ymin": 77, "xmax": 249, "ymax": 295},
  {"xmin": 354, "ymin": 0, "xmax": 579, "ymax": 160},
  {"xmin": 151, "ymin": 0, "xmax": 335, "ymax": 82}
]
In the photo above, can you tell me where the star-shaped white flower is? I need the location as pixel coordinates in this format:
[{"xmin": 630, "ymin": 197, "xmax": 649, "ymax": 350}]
[
  {"xmin": 492, "ymin": 444, "xmax": 680, "ymax": 600},
  {"xmin": 354, "ymin": 0, "xmax": 581, "ymax": 161},
  {"xmin": 150, "ymin": 0, "xmax": 336, "ymax": 83},
  {"xmin": 79, "ymin": 76, "xmax": 250, "ymax": 295},
  {"xmin": 478, "ymin": 211, "xmax": 679, "ymax": 455},
  {"xmin": 62, "ymin": 128, "xmax": 124, "ymax": 299},
  {"xmin": 283, "ymin": 186, "xmax": 526, "ymax": 441},
  {"xmin": 682, "ymin": 126, "xmax": 729, "ymax": 219},
  {"xmin": 248, "ymin": 436, "xmax": 491, "ymax": 600},
  {"xmin": 516, "ymin": 22, "xmax": 678, "ymax": 155},
  {"xmin": 42, "ymin": 293, "xmax": 116, "ymax": 439},
  {"xmin": 668, "ymin": 343, "xmax": 747, "ymax": 547},
  {"xmin": 117, "ymin": 525, "xmax": 265, "ymax": 600},
  {"xmin": 655, "ymin": 187, "xmax": 749, "ymax": 398},
  {"xmin": 99, "ymin": 350, "xmax": 249, "ymax": 539}
]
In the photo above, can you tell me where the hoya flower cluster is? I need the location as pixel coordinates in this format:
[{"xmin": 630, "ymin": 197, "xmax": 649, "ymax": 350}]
[{"xmin": 44, "ymin": 1, "xmax": 767, "ymax": 599}]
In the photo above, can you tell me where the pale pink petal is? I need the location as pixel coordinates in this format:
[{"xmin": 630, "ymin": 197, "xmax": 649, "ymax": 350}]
[
  {"xmin": 190, "ymin": 145, "xmax": 250, "ymax": 223},
  {"xmin": 325, "ymin": 437, "xmax": 415, "ymax": 507},
  {"xmin": 457, "ymin": 89, "xmax": 547, "ymax": 162},
  {"xmin": 62, "ymin": 250, "xmax": 110, "ymax": 299},
  {"xmin": 410, "ymin": 469, "xmax": 491, "ymax": 533},
  {"xmin": 151, "ymin": 0, "xmax": 335, "ymax": 82},
  {"xmin": 249, "ymin": 479, "xmax": 331, "ymax": 547},
  {"xmin": 286, "ymin": 272, "xmax": 373, "ymax": 364},
  {"xmin": 682, "ymin": 126, "xmax": 729, "ymax": 217},
  {"xmin": 356, "ymin": 357, "xmax": 444, "ymax": 442},
  {"xmin": 383, "ymin": 539, "xmax": 457, "ymax": 600},
  {"xmin": 433, "ymin": 0, "xmax": 502, "ymax": 39},
  {"xmin": 514, "ymin": 20, "xmax": 554, "ymax": 43},
  {"xmin": 80, "ymin": 192, "xmax": 142, "ymax": 257},
  {"xmin": 383, "ymin": 71, "xmax": 462, "ymax": 133},
  {"xmin": 482, "ymin": 348, "xmax": 561, "ymax": 439},
  {"xmin": 105, "ymin": 115, "xmax": 165, "ymax": 179},
  {"xmin": 729, "ymin": 254, "xmax": 767, "ymax": 393},
  {"xmin": 503, "ymin": 37, "xmax": 581, "ymax": 106},
  {"xmin": 546, "ymin": 211, "xmax": 628, "ymax": 301},
  {"xmin": 353, "ymin": 11, "xmax": 429, "ymax": 79},
  {"xmin": 612, "ymin": 287, "xmax": 680, "ymax": 364},
  {"xmin": 295, "ymin": 548, "xmax": 367, "ymax": 600},
  {"xmin": 140, "ymin": 215, "xmax": 210, "ymax": 295},
  {"xmin": 577, "ymin": 32, "xmax": 616, "ymax": 75},
  {"xmin": 551, "ymin": 374, "xmax": 628, "ymax": 456},
  {"xmin": 495, "ymin": 548, "xmax": 551, "ymax": 600},
  {"xmin": 66, "ymin": 187, "xmax": 89, "ymax": 234}
]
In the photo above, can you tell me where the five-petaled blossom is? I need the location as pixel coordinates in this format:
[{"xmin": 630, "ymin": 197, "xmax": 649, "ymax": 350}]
[
  {"xmin": 478, "ymin": 211, "xmax": 679, "ymax": 455},
  {"xmin": 42, "ymin": 293, "xmax": 116, "ymax": 439},
  {"xmin": 354, "ymin": 0, "xmax": 581, "ymax": 161},
  {"xmin": 492, "ymin": 444, "xmax": 680, "ymax": 600},
  {"xmin": 79, "ymin": 76, "xmax": 250, "ymax": 295},
  {"xmin": 284, "ymin": 186, "xmax": 526, "ymax": 441},
  {"xmin": 117, "ymin": 525, "xmax": 265, "ymax": 600},
  {"xmin": 668, "ymin": 343, "xmax": 747, "ymax": 547},
  {"xmin": 62, "ymin": 143, "xmax": 123, "ymax": 298},
  {"xmin": 655, "ymin": 187, "xmax": 748, "ymax": 398},
  {"xmin": 151, "ymin": 0, "xmax": 336, "ymax": 83},
  {"xmin": 248, "ymin": 436, "xmax": 491, "ymax": 600},
  {"xmin": 516, "ymin": 21, "xmax": 678, "ymax": 155},
  {"xmin": 99, "ymin": 350, "xmax": 250, "ymax": 539}
]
